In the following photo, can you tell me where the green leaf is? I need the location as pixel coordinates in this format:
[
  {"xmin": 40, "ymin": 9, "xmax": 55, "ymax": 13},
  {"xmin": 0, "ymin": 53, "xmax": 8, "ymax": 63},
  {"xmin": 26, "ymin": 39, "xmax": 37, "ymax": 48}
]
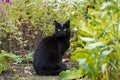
[
  {"xmin": 85, "ymin": 42, "xmax": 104, "ymax": 50},
  {"xmin": 101, "ymin": 2, "xmax": 113, "ymax": 10},
  {"xmin": 118, "ymin": 22, "xmax": 120, "ymax": 33},
  {"xmin": 101, "ymin": 63, "xmax": 107, "ymax": 73},
  {"xmin": 80, "ymin": 36, "xmax": 96, "ymax": 42},
  {"xmin": 14, "ymin": 56, "xmax": 23, "ymax": 63},
  {"xmin": 0, "ymin": 64, "xmax": 4, "ymax": 74},
  {"xmin": 77, "ymin": 58, "xmax": 86, "ymax": 65},
  {"xmin": 60, "ymin": 68, "xmax": 84, "ymax": 80},
  {"xmin": 101, "ymin": 49, "xmax": 113, "ymax": 57}
]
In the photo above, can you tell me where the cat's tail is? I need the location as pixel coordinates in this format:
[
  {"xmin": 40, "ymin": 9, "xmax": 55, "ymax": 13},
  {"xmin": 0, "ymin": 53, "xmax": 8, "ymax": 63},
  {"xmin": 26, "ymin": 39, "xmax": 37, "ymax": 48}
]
[{"xmin": 35, "ymin": 64, "xmax": 67, "ymax": 76}]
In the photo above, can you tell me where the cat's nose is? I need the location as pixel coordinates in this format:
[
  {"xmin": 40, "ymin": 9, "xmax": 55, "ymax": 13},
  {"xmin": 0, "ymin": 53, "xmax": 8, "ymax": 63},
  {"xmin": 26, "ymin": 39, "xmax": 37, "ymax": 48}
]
[{"xmin": 60, "ymin": 32, "xmax": 64, "ymax": 35}]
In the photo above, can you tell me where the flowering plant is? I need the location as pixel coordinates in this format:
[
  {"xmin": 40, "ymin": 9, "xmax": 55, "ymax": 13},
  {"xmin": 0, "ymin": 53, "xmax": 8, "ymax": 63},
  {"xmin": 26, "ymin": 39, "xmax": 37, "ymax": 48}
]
[{"xmin": 3, "ymin": 0, "xmax": 12, "ymax": 4}]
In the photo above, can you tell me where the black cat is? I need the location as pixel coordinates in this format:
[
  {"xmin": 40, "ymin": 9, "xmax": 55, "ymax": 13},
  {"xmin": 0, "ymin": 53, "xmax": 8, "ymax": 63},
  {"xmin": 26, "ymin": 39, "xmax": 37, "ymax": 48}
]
[{"xmin": 33, "ymin": 20, "xmax": 70, "ymax": 75}]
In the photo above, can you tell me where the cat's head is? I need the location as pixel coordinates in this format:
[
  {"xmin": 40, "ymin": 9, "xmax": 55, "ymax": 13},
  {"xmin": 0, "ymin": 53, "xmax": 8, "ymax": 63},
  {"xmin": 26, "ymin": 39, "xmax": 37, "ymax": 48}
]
[{"xmin": 54, "ymin": 20, "xmax": 70, "ymax": 37}]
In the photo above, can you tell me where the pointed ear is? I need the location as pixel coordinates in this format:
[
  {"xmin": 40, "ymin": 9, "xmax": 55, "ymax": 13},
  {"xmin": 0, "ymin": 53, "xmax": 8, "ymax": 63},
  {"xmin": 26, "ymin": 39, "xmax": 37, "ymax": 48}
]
[
  {"xmin": 54, "ymin": 20, "xmax": 60, "ymax": 27},
  {"xmin": 64, "ymin": 20, "xmax": 70, "ymax": 28}
]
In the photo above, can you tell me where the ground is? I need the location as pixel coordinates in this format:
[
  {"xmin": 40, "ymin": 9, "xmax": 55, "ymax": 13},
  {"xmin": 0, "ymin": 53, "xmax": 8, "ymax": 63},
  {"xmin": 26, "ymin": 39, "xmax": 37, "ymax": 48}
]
[{"xmin": 0, "ymin": 61, "xmax": 78, "ymax": 80}]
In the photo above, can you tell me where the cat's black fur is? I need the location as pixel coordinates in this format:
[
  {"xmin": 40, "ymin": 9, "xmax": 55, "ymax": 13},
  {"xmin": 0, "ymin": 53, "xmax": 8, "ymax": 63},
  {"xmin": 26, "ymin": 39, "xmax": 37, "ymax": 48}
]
[{"xmin": 33, "ymin": 20, "xmax": 70, "ymax": 75}]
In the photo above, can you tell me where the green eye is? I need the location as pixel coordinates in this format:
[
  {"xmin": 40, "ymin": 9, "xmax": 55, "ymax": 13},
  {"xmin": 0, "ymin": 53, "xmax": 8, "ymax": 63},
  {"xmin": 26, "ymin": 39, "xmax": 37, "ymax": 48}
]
[
  {"xmin": 63, "ymin": 28, "xmax": 66, "ymax": 31},
  {"xmin": 58, "ymin": 28, "xmax": 60, "ymax": 31}
]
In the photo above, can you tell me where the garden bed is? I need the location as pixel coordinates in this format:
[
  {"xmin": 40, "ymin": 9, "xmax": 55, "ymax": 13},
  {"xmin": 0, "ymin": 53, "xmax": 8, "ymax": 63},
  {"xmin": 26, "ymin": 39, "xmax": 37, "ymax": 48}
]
[{"xmin": 0, "ymin": 61, "xmax": 78, "ymax": 80}]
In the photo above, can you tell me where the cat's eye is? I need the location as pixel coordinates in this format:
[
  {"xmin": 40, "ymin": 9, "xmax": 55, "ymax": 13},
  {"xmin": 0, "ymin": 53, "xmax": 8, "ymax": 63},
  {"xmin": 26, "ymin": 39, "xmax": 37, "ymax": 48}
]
[
  {"xmin": 58, "ymin": 28, "xmax": 61, "ymax": 31},
  {"xmin": 63, "ymin": 28, "xmax": 67, "ymax": 31}
]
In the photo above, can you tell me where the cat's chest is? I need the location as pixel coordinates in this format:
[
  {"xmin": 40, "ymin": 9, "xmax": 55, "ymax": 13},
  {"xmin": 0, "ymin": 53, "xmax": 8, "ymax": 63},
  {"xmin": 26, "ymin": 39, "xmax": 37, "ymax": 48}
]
[{"xmin": 57, "ymin": 40, "xmax": 69, "ymax": 52}]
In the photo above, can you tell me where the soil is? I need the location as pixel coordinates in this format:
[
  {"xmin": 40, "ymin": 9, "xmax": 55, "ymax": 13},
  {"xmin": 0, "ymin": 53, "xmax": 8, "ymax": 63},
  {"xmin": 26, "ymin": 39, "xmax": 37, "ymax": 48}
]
[{"xmin": 0, "ymin": 61, "xmax": 78, "ymax": 80}]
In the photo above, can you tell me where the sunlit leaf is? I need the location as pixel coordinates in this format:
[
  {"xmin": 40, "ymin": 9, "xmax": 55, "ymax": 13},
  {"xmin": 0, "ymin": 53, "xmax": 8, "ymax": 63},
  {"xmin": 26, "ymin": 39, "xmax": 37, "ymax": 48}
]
[
  {"xmin": 85, "ymin": 42, "xmax": 104, "ymax": 50},
  {"xmin": 118, "ymin": 22, "xmax": 120, "ymax": 33},
  {"xmin": 80, "ymin": 36, "xmax": 96, "ymax": 42},
  {"xmin": 60, "ymin": 68, "xmax": 84, "ymax": 80},
  {"xmin": 101, "ymin": 49, "xmax": 113, "ymax": 57},
  {"xmin": 101, "ymin": 2, "xmax": 113, "ymax": 10},
  {"xmin": 101, "ymin": 63, "xmax": 107, "ymax": 73},
  {"xmin": 77, "ymin": 58, "xmax": 86, "ymax": 65}
]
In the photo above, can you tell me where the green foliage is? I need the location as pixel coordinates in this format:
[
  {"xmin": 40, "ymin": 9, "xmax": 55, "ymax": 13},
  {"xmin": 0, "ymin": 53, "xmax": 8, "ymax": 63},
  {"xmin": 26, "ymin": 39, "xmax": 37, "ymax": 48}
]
[
  {"xmin": 60, "ymin": 68, "xmax": 85, "ymax": 80},
  {"xmin": 22, "ymin": 51, "xmax": 33, "ymax": 63},
  {"xmin": 0, "ymin": 0, "xmax": 120, "ymax": 79},
  {"xmin": 60, "ymin": 0, "xmax": 120, "ymax": 80},
  {"xmin": 0, "ymin": 50, "xmax": 22, "ymax": 74}
]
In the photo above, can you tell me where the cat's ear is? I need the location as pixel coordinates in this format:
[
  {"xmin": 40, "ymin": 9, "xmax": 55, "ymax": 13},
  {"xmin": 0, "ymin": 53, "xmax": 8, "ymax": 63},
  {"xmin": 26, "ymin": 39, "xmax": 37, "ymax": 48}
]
[
  {"xmin": 64, "ymin": 20, "xmax": 70, "ymax": 28},
  {"xmin": 54, "ymin": 20, "xmax": 60, "ymax": 27}
]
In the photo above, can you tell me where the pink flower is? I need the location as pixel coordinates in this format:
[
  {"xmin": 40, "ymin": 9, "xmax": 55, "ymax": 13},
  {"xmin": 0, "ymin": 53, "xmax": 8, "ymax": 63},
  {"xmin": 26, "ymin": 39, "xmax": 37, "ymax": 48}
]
[{"xmin": 3, "ymin": 0, "xmax": 12, "ymax": 4}]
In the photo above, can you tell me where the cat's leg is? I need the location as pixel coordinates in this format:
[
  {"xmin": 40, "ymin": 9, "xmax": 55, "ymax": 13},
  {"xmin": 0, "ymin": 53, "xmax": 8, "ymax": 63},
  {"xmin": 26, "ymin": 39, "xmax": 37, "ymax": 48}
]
[
  {"xmin": 35, "ymin": 68, "xmax": 62, "ymax": 75},
  {"xmin": 35, "ymin": 63, "xmax": 67, "ymax": 76},
  {"xmin": 35, "ymin": 69, "xmax": 60, "ymax": 75},
  {"xmin": 61, "ymin": 63, "xmax": 67, "ymax": 71}
]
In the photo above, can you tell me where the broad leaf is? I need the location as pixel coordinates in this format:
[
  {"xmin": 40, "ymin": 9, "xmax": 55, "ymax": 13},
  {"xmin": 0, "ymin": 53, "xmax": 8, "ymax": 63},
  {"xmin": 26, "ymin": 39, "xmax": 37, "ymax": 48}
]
[
  {"xmin": 80, "ymin": 36, "xmax": 96, "ymax": 42},
  {"xmin": 85, "ymin": 42, "xmax": 104, "ymax": 50}
]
